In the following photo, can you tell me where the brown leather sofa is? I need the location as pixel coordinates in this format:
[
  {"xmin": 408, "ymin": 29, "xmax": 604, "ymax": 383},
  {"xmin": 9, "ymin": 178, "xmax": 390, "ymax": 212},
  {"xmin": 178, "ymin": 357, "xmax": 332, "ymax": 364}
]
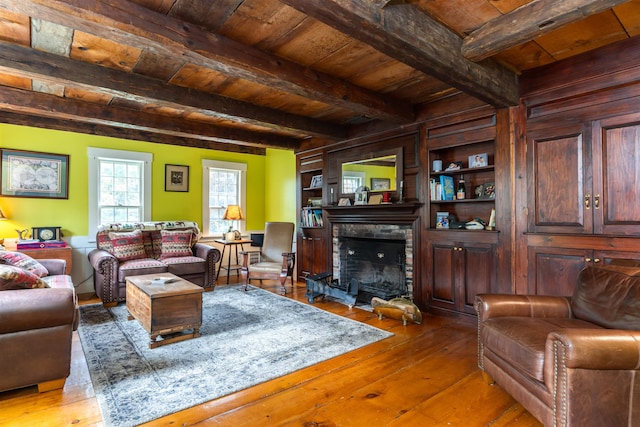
[
  {"xmin": 0, "ymin": 259, "xmax": 79, "ymax": 393},
  {"xmin": 476, "ymin": 263, "xmax": 640, "ymax": 427},
  {"xmin": 88, "ymin": 221, "xmax": 221, "ymax": 306}
]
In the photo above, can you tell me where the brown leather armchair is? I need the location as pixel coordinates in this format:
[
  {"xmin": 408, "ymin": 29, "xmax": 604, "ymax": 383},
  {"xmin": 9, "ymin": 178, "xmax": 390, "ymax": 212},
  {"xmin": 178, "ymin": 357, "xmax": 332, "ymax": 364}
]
[
  {"xmin": 240, "ymin": 222, "xmax": 295, "ymax": 294},
  {"xmin": 0, "ymin": 258, "xmax": 78, "ymax": 393},
  {"xmin": 476, "ymin": 263, "xmax": 640, "ymax": 427}
]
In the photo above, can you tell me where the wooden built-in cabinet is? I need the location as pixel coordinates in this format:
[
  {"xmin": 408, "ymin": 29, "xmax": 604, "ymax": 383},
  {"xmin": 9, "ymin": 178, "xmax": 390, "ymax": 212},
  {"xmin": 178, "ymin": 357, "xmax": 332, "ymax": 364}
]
[
  {"xmin": 296, "ymin": 150, "xmax": 329, "ymax": 280},
  {"xmin": 428, "ymin": 232, "xmax": 496, "ymax": 315},
  {"xmin": 523, "ymin": 106, "xmax": 640, "ymax": 295}
]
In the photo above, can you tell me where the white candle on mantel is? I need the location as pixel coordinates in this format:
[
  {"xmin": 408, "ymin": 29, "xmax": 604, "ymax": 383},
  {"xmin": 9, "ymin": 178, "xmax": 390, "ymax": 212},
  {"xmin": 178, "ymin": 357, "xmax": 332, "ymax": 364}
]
[{"xmin": 400, "ymin": 180, "xmax": 404, "ymax": 189}]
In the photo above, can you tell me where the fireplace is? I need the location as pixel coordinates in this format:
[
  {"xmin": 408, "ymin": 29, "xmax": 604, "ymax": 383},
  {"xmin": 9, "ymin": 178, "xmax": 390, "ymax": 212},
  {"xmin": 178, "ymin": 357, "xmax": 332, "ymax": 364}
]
[
  {"xmin": 338, "ymin": 236, "xmax": 407, "ymax": 303},
  {"xmin": 325, "ymin": 203, "xmax": 421, "ymax": 303}
]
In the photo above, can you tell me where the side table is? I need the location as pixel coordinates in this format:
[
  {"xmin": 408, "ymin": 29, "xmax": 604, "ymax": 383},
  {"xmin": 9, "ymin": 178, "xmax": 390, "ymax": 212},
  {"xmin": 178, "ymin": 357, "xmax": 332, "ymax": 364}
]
[
  {"xmin": 215, "ymin": 238, "xmax": 252, "ymax": 284},
  {"xmin": 8, "ymin": 244, "xmax": 73, "ymax": 273}
]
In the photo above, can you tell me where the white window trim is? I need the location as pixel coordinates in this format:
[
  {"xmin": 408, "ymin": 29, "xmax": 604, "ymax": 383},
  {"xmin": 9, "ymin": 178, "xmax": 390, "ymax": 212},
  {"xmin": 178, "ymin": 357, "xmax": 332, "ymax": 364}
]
[
  {"xmin": 202, "ymin": 159, "xmax": 247, "ymax": 237},
  {"xmin": 87, "ymin": 147, "xmax": 152, "ymax": 241}
]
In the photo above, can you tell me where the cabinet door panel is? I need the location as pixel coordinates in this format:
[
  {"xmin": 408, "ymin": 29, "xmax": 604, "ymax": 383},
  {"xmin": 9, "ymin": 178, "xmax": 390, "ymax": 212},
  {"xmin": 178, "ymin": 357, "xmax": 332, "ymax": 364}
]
[
  {"xmin": 430, "ymin": 243, "xmax": 456, "ymax": 311},
  {"xmin": 593, "ymin": 116, "xmax": 640, "ymax": 235},
  {"xmin": 527, "ymin": 246, "xmax": 590, "ymax": 296},
  {"xmin": 527, "ymin": 125, "xmax": 592, "ymax": 234},
  {"xmin": 462, "ymin": 244, "xmax": 494, "ymax": 315}
]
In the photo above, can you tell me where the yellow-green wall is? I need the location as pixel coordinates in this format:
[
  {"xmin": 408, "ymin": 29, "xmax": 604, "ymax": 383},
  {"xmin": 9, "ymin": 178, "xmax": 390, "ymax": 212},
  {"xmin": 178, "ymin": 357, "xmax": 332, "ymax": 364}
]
[{"xmin": 0, "ymin": 124, "xmax": 295, "ymax": 239}]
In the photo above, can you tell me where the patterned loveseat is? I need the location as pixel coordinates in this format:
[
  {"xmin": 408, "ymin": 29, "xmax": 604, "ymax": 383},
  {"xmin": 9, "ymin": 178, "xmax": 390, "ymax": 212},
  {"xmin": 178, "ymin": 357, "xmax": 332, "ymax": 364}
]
[{"xmin": 87, "ymin": 221, "xmax": 221, "ymax": 306}]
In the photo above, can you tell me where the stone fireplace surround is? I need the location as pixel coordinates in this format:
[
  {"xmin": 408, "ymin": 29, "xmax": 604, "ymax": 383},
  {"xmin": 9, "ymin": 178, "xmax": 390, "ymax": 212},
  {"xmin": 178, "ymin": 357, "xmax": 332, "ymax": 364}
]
[{"xmin": 324, "ymin": 203, "xmax": 422, "ymax": 302}]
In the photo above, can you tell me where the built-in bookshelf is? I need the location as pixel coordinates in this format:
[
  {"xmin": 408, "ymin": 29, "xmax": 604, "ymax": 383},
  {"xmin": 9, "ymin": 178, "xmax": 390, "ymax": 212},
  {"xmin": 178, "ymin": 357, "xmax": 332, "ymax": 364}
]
[{"xmin": 428, "ymin": 139, "xmax": 496, "ymax": 230}]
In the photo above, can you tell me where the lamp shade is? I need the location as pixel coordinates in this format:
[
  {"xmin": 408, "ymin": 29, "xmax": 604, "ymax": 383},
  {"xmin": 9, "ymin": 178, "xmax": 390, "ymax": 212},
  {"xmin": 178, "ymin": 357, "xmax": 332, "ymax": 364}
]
[{"xmin": 222, "ymin": 205, "xmax": 245, "ymax": 221}]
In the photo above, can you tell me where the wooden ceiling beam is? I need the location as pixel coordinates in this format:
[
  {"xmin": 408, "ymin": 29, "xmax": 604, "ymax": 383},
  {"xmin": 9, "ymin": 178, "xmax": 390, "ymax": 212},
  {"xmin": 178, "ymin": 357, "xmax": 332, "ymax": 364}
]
[
  {"xmin": 0, "ymin": 0, "xmax": 414, "ymax": 123},
  {"xmin": 0, "ymin": 41, "xmax": 344, "ymax": 140},
  {"xmin": 282, "ymin": 0, "xmax": 519, "ymax": 108},
  {"xmin": 462, "ymin": 0, "xmax": 632, "ymax": 62},
  {"xmin": 0, "ymin": 110, "xmax": 267, "ymax": 155},
  {"xmin": 0, "ymin": 86, "xmax": 302, "ymax": 150}
]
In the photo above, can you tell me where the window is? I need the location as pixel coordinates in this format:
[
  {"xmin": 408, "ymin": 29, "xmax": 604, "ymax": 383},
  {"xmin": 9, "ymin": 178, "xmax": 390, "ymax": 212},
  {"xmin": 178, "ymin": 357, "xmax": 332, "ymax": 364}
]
[
  {"xmin": 202, "ymin": 159, "xmax": 247, "ymax": 237},
  {"xmin": 342, "ymin": 172, "xmax": 364, "ymax": 193},
  {"xmin": 88, "ymin": 148, "xmax": 152, "ymax": 237}
]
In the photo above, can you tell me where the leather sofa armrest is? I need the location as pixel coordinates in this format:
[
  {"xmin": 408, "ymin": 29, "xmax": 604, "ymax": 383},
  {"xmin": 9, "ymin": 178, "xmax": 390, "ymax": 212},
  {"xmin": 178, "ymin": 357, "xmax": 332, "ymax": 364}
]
[
  {"xmin": 544, "ymin": 329, "xmax": 640, "ymax": 426},
  {"xmin": 87, "ymin": 248, "xmax": 118, "ymax": 273},
  {"xmin": 475, "ymin": 294, "xmax": 572, "ymax": 322},
  {"xmin": 192, "ymin": 242, "xmax": 221, "ymax": 264},
  {"xmin": 546, "ymin": 329, "xmax": 640, "ymax": 371},
  {"xmin": 192, "ymin": 243, "xmax": 221, "ymax": 290},
  {"xmin": 38, "ymin": 259, "xmax": 67, "ymax": 276},
  {"xmin": 0, "ymin": 288, "xmax": 75, "ymax": 334}
]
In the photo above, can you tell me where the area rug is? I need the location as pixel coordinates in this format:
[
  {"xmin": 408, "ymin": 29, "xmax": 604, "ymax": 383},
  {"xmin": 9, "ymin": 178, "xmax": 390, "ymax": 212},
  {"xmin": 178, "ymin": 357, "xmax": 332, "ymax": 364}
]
[{"xmin": 78, "ymin": 284, "xmax": 393, "ymax": 427}]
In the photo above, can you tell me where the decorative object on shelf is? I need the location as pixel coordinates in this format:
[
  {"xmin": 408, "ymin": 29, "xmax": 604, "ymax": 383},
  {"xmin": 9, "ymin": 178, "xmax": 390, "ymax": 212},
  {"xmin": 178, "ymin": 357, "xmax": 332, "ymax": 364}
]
[
  {"xmin": 468, "ymin": 153, "xmax": 488, "ymax": 168},
  {"xmin": 15, "ymin": 228, "xmax": 29, "ymax": 240},
  {"xmin": 310, "ymin": 174, "xmax": 322, "ymax": 189},
  {"xmin": 368, "ymin": 194, "xmax": 383, "ymax": 205},
  {"xmin": 32, "ymin": 226, "xmax": 62, "ymax": 241},
  {"xmin": 436, "ymin": 211, "xmax": 449, "ymax": 229},
  {"xmin": 329, "ymin": 187, "xmax": 335, "ymax": 205},
  {"xmin": 1, "ymin": 149, "xmax": 69, "ymax": 199},
  {"xmin": 465, "ymin": 218, "xmax": 486, "ymax": 230},
  {"xmin": 456, "ymin": 175, "xmax": 466, "ymax": 200},
  {"xmin": 222, "ymin": 204, "xmax": 245, "ymax": 240},
  {"xmin": 439, "ymin": 175, "xmax": 455, "ymax": 200},
  {"xmin": 165, "ymin": 164, "xmax": 189, "ymax": 192},
  {"xmin": 474, "ymin": 182, "xmax": 495, "ymax": 199},
  {"xmin": 445, "ymin": 161, "xmax": 463, "ymax": 171},
  {"xmin": 338, "ymin": 197, "xmax": 351, "ymax": 206},
  {"xmin": 486, "ymin": 208, "xmax": 496, "ymax": 231},
  {"xmin": 482, "ymin": 182, "xmax": 496, "ymax": 199},
  {"xmin": 307, "ymin": 197, "xmax": 322, "ymax": 207},
  {"xmin": 370, "ymin": 178, "xmax": 390, "ymax": 191},
  {"xmin": 382, "ymin": 192, "xmax": 391, "ymax": 204},
  {"xmin": 398, "ymin": 180, "xmax": 404, "ymax": 203},
  {"xmin": 432, "ymin": 159, "xmax": 443, "ymax": 172},
  {"xmin": 354, "ymin": 186, "xmax": 369, "ymax": 205}
]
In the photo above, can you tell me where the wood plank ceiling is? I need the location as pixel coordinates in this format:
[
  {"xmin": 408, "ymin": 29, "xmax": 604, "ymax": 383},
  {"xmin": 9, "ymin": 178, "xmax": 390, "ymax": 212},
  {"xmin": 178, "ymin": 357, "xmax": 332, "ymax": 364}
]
[{"xmin": 0, "ymin": 0, "xmax": 637, "ymax": 154}]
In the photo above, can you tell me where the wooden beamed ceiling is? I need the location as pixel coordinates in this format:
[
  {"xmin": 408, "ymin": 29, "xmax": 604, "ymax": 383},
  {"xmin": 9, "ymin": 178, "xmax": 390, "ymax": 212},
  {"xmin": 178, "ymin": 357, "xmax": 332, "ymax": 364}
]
[{"xmin": 0, "ymin": 0, "xmax": 636, "ymax": 152}]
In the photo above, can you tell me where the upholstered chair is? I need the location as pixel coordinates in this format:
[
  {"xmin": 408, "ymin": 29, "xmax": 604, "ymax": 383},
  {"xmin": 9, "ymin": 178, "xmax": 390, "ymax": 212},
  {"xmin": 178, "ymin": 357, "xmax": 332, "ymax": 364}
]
[{"xmin": 240, "ymin": 222, "xmax": 295, "ymax": 294}]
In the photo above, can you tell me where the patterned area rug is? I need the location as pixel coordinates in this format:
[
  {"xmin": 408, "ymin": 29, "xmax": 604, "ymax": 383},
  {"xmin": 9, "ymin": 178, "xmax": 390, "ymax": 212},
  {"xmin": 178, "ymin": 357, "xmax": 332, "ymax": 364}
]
[{"xmin": 78, "ymin": 284, "xmax": 393, "ymax": 427}]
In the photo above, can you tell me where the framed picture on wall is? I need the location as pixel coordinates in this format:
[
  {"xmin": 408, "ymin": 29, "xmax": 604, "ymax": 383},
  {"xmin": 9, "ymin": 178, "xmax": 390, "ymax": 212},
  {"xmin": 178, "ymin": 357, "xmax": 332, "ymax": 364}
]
[
  {"xmin": 0, "ymin": 149, "xmax": 69, "ymax": 199},
  {"xmin": 370, "ymin": 178, "xmax": 390, "ymax": 191},
  {"xmin": 165, "ymin": 164, "xmax": 189, "ymax": 192}
]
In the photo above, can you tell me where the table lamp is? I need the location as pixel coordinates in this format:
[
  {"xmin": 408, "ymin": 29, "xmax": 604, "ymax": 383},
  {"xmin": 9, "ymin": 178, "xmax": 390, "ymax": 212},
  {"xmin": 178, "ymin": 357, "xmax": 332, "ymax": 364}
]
[{"xmin": 222, "ymin": 205, "xmax": 245, "ymax": 240}]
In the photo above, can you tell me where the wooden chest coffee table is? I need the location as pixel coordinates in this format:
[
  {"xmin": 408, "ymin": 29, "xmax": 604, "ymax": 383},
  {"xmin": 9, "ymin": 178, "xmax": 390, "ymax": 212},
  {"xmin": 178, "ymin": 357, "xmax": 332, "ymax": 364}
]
[{"xmin": 126, "ymin": 273, "xmax": 203, "ymax": 349}]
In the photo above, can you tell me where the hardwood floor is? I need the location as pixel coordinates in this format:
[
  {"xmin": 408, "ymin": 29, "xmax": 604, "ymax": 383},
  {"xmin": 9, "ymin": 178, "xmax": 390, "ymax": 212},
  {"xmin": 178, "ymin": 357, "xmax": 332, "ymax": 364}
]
[{"xmin": 0, "ymin": 277, "xmax": 542, "ymax": 427}]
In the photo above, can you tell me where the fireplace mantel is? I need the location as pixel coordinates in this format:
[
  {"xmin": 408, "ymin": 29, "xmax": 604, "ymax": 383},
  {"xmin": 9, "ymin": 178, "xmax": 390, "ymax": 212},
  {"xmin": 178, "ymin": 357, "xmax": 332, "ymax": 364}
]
[{"xmin": 324, "ymin": 201, "xmax": 423, "ymax": 224}]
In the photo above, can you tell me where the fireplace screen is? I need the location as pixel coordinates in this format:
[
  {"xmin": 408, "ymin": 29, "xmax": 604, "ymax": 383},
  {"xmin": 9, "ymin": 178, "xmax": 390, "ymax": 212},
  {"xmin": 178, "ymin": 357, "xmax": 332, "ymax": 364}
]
[{"xmin": 338, "ymin": 236, "xmax": 407, "ymax": 303}]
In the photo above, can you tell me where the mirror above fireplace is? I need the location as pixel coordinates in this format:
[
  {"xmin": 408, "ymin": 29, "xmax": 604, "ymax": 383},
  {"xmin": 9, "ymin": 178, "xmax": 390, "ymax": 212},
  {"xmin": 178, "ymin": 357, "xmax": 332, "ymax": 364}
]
[{"xmin": 340, "ymin": 146, "xmax": 403, "ymax": 195}]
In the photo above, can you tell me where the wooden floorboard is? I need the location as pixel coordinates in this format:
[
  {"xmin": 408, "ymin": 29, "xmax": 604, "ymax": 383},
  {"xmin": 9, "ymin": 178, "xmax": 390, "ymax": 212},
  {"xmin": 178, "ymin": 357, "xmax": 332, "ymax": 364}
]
[{"xmin": 0, "ymin": 278, "xmax": 542, "ymax": 427}]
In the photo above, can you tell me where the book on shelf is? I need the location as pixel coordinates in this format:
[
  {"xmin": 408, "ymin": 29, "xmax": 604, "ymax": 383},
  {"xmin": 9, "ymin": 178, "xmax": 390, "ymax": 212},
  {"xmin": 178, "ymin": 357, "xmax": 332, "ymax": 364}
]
[
  {"xmin": 17, "ymin": 239, "xmax": 67, "ymax": 249},
  {"xmin": 430, "ymin": 178, "xmax": 443, "ymax": 201},
  {"xmin": 301, "ymin": 208, "xmax": 323, "ymax": 227},
  {"xmin": 439, "ymin": 175, "xmax": 455, "ymax": 200}
]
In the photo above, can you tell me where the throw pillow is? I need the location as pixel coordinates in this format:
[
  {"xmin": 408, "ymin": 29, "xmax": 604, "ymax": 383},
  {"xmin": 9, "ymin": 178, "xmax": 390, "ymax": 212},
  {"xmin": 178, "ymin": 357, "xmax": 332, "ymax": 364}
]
[
  {"xmin": 0, "ymin": 264, "xmax": 49, "ymax": 290},
  {"xmin": 108, "ymin": 230, "xmax": 146, "ymax": 261},
  {"xmin": 0, "ymin": 251, "xmax": 49, "ymax": 277},
  {"xmin": 160, "ymin": 229, "xmax": 193, "ymax": 259}
]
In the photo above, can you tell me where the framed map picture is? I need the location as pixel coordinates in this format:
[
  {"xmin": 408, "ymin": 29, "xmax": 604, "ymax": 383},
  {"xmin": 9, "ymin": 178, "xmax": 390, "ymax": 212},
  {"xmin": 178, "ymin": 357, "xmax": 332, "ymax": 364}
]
[{"xmin": 1, "ymin": 149, "xmax": 69, "ymax": 199}]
